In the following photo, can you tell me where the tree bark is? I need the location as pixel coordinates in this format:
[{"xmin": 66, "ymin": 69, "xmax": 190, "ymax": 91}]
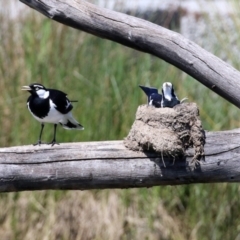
[
  {"xmin": 19, "ymin": 0, "xmax": 240, "ymax": 108},
  {"xmin": 0, "ymin": 129, "xmax": 240, "ymax": 192}
]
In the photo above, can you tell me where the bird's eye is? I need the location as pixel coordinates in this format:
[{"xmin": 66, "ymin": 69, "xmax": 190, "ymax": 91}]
[{"xmin": 35, "ymin": 87, "xmax": 39, "ymax": 91}]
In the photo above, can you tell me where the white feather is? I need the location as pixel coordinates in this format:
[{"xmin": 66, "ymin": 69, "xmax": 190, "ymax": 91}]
[
  {"xmin": 162, "ymin": 82, "xmax": 173, "ymax": 101},
  {"xmin": 36, "ymin": 89, "xmax": 49, "ymax": 99}
]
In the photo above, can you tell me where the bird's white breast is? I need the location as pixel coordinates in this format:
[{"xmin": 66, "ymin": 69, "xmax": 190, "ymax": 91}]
[
  {"xmin": 27, "ymin": 100, "xmax": 68, "ymax": 124},
  {"xmin": 163, "ymin": 89, "xmax": 172, "ymax": 101}
]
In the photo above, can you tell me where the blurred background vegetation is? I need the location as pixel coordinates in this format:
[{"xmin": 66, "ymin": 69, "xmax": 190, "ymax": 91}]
[{"xmin": 0, "ymin": 0, "xmax": 240, "ymax": 239}]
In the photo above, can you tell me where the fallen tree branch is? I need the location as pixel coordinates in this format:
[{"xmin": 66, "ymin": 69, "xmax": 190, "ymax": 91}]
[
  {"xmin": 20, "ymin": 0, "xmax": 240, "ymax": 108},
  {"xmin": 0, "ymin": 129, "xmax": 240, "ymax": 192}
]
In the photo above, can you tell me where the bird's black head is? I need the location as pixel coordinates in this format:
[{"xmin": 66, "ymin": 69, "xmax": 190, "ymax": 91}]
[{"xmin": 22, "ymin": 83, "xmax": 49, "ymax": 98}]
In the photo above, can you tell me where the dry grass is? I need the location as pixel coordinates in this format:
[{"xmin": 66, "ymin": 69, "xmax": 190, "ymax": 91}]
[{"xmin": 0, "ymin": 190, "xmax": 185, "ymax": 240}]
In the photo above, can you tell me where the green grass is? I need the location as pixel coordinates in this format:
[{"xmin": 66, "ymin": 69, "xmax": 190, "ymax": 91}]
[{"xmin": 0, "ymin": 3, "xmax": 240, "ymax": 240}]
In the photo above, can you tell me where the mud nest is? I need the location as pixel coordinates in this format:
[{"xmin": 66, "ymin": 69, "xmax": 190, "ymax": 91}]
[{"xmin": 124, "ymin": 103, "xmax": 205, "ymax": 164}]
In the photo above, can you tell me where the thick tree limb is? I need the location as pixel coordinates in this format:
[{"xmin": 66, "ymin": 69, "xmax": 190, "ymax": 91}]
[
  {"xmin": 20, "ymin": 0, "xmax": 240, "ymax": 108},
  {"xmin": 0, "ymin": 129, "xmax": 240, "ymax": 192}
]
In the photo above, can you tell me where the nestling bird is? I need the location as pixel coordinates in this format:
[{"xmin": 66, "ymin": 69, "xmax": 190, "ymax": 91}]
[
  {"xmin": 161, "ymin": 82, "xmax": 180, "ymax": 108},
  {"xmin": 139, "ymin": 85, "xmax": 162, "ymax": 108},
  {"xmin": 22, "ymin": 83, "xmax": 84, "ymax": 146},
  {"xmin": 140, "ymin": 82, "xmax": 186, "ymax": 108}
]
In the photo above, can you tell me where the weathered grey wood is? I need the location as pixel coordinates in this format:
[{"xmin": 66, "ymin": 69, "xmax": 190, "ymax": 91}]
[
  {"xmin": 20, "ymin": 0, "xmax": 240, "ymax": 108},
  {"xmin": 0, "ymin": 129, "xmax": 240, "ymax": 192}
]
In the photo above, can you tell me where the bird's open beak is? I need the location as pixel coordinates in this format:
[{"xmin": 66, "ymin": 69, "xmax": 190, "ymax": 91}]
[{"xmin": 21, "ymin": 86, "xmax": 31, "ymax": 91}]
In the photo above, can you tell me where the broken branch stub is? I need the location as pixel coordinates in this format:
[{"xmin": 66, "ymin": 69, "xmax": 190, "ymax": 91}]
[{"xmin": 124, "ymin": 103, "xmax": 205, "ymax": 164}]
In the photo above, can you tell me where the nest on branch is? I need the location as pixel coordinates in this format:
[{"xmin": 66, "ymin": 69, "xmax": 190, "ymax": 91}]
[{"xmin": 124, "ymin": 103, "xmax": 205, "ymax": 165}]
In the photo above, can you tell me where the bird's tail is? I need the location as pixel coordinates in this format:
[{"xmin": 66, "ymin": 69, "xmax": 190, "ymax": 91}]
[
  {"xmin": 60, "ymin": 112, "xmax": 84, "ymax": 130},
  {"xmin": 139, "ymin": 85, "xmax": 151, "ymax": 97},
  {"xmin": 139, "ymin": 85, "xmax": 158, "ymax": 97},
  {"xmin": 139, "ymin": 85, "xmax": 159, "ymax": 104}
]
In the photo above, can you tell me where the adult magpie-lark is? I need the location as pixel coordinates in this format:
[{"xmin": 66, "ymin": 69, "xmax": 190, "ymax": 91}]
[
  {"xmin": 22, "ymin": 83, "xmax": 84, "ymax": 146},
  {"xmin": 139, "ymin": 85, "xmax": 162, "ymax": 108}
]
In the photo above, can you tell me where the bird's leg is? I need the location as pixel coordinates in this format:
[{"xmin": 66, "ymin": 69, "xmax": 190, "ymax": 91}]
[
  {"xmin": 33, "ymin": 123, "xmax": 44, "ymax": 146},
  {"xmin": 48, "ymin": 124, "xmax": 59, "ymax": 146}
]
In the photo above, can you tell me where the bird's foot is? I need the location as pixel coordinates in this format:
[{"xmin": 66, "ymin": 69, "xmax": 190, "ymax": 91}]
[
  {"xmin": 33, "ymin": 140, "xmax": 42, "ymax": 146},
  {"xmin": 47, "ymin": 140, "xmax": 59, "ymax": 147}
]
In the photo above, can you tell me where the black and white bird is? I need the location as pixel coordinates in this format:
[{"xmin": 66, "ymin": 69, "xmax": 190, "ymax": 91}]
[
  {"xmin": 139, "ymin": 85, "xmax": 162, "ymax": 108},
  {"xmin": 161, "ymin": 82, "xmax": 180, "ymax": 108},
  {"xmin": 140, "ymin": 82, "xmax": 186, "ymax": 108},
  {"xmin": 22, "ymin": 83, "xmax": 84, "ymax": 146}
]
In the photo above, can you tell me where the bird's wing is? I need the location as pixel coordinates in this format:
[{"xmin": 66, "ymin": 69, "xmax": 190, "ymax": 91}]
[
  {"xmin": 139, "ymin": 85, "xmax": 158, "ymax": 97},
  {"xmin": 49, "ymin": 89, "xmax": 73, "ymax": 114},
  {"xmin": 150, "ymin": 93, "xmax": 162, "ymax": 108}
]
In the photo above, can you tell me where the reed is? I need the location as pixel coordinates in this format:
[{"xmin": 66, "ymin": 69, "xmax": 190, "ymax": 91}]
[{"xmin": 0, "ymin": 1, "xmax": 239, "ymax": 239}]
